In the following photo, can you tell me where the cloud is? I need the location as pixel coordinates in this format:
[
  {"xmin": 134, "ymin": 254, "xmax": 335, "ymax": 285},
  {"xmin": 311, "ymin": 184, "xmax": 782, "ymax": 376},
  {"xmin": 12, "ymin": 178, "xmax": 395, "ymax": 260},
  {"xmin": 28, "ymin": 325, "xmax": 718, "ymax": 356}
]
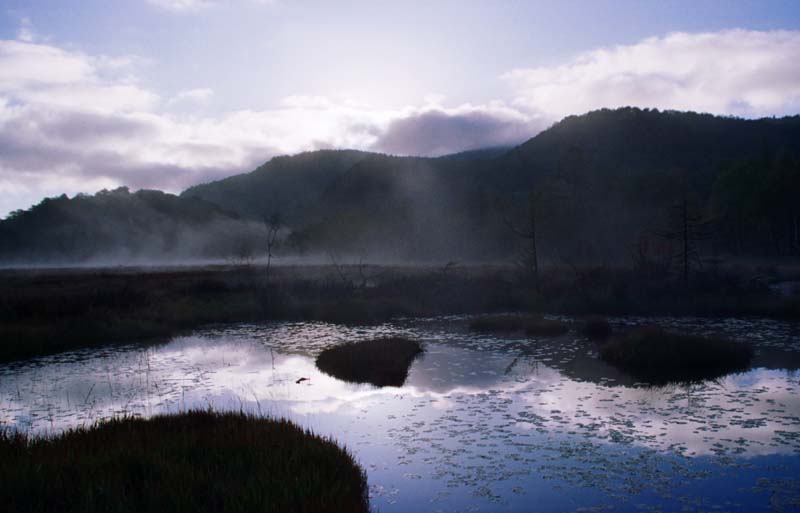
[
  {"xmin": 3, "ymin": 29, "xmax": 800, "ymax": 217},
  {"xmin": 145, "ymin": 0, "xmax": 216, "ymax": 11},
  {"xmin": 169, "ymin": 87, "xmax": 214, "ymax": 106},
  {"xmin": 17, "ymin": 17, "xmax": 35, "ymax": 43},
  {"xmin": 145, "ymin": 0, "xmax": 275, "ymax": 12},
  {"xmin": 504, "ymin": 29, "xmax": 800, "ymax": 119},
  {"xmin": 0, "ymin": 40, "xmax": 157, "ymax": 113},
  {"xmin": 373, "ymin": 104, "xmax": 546, "ymax": 156}
]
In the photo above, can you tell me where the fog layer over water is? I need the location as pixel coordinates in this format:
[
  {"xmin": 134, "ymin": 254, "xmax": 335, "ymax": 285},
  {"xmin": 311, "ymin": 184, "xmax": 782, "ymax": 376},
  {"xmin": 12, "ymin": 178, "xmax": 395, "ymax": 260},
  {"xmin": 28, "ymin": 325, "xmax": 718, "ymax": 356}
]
[{"xmin": 2, "ymin": 316, "xmax": 799, "ymax": 512}]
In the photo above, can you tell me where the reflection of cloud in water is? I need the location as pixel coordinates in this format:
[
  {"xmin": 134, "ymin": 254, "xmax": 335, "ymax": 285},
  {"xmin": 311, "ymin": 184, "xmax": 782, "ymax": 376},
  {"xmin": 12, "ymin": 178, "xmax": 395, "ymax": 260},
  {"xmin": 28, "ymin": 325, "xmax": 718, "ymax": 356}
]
[{"xmin": 2, "ymin": 317, "xmax": 800, "ymax": 511}]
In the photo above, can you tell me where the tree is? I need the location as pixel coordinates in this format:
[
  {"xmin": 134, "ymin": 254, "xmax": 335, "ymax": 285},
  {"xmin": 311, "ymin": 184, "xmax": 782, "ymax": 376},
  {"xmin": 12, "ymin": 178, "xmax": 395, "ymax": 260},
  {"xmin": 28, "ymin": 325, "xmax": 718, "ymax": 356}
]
[
  {"xmin": 505, "ymin": 190, "xmax": 543, "ymax": 287},
  {"xmin": 264, "ymin": 213, "xmax": 282, "ymax": 275},
  {"xmin": 656, "ymin": 171, "xmax": 711, "ymax": 285}
]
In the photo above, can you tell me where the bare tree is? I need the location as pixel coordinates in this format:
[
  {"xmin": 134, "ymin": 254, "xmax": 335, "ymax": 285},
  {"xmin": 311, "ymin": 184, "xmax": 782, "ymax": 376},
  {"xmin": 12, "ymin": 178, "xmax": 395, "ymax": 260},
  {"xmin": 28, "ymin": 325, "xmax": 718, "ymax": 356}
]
[
  {"xmin": 655, "ymin": 184, "xmax": 711, "ymax": 286},
  {"xmin": 505, "ymin": 190, "xmax": 542, "ymax": 287},
  {"xmin": 264, "ymin": 213, "xmax": 282, "ymax": 276}
]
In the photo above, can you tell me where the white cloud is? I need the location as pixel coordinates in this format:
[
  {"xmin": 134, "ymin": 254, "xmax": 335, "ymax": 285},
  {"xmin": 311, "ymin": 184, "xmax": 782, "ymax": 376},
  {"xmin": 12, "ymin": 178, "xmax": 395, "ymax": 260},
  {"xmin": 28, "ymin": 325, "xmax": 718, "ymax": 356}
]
[
  {"xmin": 504, "ymin": 29, "xmax": 800, "ymax": 119},
  {"xmin": 0, "ymin": 40, "xmax": 157, "ymax": 113},
  {"xmin": 17, "ymin": 17, "xmax": 35, "ymax": 43},
  {"xmin": 145, "ymin": 0, "xmax": 216, "ymax": 12},
  {"xmin": 3, "ymin": 29, "xmax": 800, "ymax": 217},
  {"xmin": 145, "ymin": 0, "xmax": 275, "ymax": 12},
  {"xmin": 170, "ymin": 87, "xmax": 214, "ymax": 105}
]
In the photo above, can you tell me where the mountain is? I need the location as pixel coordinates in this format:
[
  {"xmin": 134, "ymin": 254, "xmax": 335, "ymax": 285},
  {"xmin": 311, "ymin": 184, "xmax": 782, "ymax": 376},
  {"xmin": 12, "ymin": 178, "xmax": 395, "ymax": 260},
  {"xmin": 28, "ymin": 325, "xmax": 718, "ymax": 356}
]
[
  {"xmin": 3, "ymin": 107, "xmax": 800, "ymax": 264},
  {"xmin": 0, "ymin": 187, "xmax": 262, "ymax": 264},
  {"xmin": 182, "ymin": 150, "xmax": 374, "ymax": 223},
  {"xmin": 182, "ymin": 107, "xmax": 800, "ymax": 261}
]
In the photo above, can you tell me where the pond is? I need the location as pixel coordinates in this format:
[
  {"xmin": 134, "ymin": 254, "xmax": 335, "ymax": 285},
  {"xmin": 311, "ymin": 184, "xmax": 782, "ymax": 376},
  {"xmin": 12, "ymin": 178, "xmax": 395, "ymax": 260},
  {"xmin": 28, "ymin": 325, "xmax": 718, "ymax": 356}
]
[{"xmin": 2, "ymin": 316, "xmax": 800, "ymax": 512}]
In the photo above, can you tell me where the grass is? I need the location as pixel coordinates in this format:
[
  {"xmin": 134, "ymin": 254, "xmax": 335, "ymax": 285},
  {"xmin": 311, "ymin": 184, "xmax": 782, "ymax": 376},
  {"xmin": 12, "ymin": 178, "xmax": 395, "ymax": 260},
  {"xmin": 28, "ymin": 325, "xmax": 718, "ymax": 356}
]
[
  {"xmin": 524, "ymin": 319, "xmax": 570, "ymax": 337},
  {"xmin": 598, "ymin": 326, "xmax": 755, "ymax": 385},
  {"xmin": 469, "ymin": 314, "xmax": 569, "ymax": 337},
  {"xmin": 0, "ymin": 410, "xmax": 369, "ymax": 513},
  {"xmin": 1, "ymin": 262, "xmax": 797, "ymax": 363},
  {"xmin": 315, "ymin": 337, "xmax": 424, "ymax": 387},
  {"xmin": 580, "ymin": 315, "xmax": 613, "ymax": 340}
]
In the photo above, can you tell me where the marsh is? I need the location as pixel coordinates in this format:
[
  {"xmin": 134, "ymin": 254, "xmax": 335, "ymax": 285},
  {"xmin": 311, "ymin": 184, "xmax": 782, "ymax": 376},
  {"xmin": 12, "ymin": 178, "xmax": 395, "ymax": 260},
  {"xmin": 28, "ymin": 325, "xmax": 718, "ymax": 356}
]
[{"xmin": 2, "ymin": 314, "xmax": 799, "ymax": 512}]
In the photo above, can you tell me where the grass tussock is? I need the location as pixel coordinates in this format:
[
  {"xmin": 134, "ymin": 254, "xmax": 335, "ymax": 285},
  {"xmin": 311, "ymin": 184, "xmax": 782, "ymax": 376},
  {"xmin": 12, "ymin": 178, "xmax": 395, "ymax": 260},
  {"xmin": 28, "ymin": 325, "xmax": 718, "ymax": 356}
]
[
  {"xmin": 469, "ymin": 314, "xmax": 569, "ymax": 337},
  {"xmin": 315, "ymin": 337, "xmax": 424, "ymax": 387},
  {"xmin": 0, "ymin": 410, "xmax": 369, "ymax": 513},
  {"xmin": 469, "ymin": 314, "xmax": 543, "ymax": 333},
  {"xmin": 524, "ymin": 319, "xmax": 570, "ymax": 337},
  {"xmin": 580, "ymin": 315, "xmax": 613, "ymax": 339},
  {"xmin": 599, "ymin": 326, "xmax": 754, "ymax": 385}
]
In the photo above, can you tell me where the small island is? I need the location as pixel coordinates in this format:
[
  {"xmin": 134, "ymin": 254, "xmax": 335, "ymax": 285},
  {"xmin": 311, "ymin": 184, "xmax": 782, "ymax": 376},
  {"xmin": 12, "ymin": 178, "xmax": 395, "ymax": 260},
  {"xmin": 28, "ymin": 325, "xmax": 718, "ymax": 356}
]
[
  {"xmin": 599, "ymin": 326, "xmax": 754, "ymax": 385},
  {"xmin": 316, "ymin": 337, "xmax": 424, "ymax": 387}
]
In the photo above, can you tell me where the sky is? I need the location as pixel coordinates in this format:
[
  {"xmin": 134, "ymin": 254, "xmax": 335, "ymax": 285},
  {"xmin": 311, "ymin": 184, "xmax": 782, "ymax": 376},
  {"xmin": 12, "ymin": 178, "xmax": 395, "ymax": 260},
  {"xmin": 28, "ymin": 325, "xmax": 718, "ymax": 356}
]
[{"xmin": 1, "ymin": 0, "xmax": 800, "ymax": 217}]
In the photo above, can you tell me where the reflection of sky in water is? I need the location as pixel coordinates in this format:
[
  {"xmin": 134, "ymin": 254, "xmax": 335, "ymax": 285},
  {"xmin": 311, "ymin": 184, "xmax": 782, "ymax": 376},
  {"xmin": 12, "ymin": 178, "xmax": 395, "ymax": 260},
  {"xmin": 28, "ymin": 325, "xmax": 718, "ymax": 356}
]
[{"xmin": 1, "ymin": 317, "xmax": 800, "ymax": 512}]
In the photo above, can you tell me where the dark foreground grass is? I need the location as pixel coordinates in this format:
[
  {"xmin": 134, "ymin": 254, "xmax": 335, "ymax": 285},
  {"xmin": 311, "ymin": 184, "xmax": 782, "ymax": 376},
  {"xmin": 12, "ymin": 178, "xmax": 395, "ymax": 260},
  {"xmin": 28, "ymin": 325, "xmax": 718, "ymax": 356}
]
[
  {"xmin": 0, "ymin": 410, "xmax": 369, "ymax": 513},
  {"xmin": 580, "ymin": 316, "xmax": 613, "ymax": 340},
  {"xmin": 599, "ymin": 326, "xmax": 754, "ymax": 385},
  {"xmin": 469, "ymin": 314, "xmax": 569, "ymax": 337},
  {"xmin": 316, "ymin": 337, "xmax": 424, "ymax": 387}
]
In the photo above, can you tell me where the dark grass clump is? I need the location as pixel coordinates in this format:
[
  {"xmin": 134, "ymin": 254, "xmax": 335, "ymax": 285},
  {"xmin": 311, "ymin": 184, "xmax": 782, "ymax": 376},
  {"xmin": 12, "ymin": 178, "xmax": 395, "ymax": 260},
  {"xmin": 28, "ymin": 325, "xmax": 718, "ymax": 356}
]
[
  {"xmin": 599, "ymin": 326, "xmax": 754, "ymax": 385},
  {"xmin": 316, "ymin": 337, "xmax": 423, "ymax": 387},
  {"xmin": 0, "ymin": 410, "xmax": 368, "ymax": 513},
  {"xmin": 580, "ymin": 315, "xmax": 613, "ymax": 340},
  {"xmin": 469, "ymin": 314, "xmax": 569, "ymax": 337},
  {"xmin": 524, "ymin": 318, "xmax": 570, "ymax": 337},
  {"xmin": 469, "ymin": 314, "xmax": 543, "ymax": 333}
]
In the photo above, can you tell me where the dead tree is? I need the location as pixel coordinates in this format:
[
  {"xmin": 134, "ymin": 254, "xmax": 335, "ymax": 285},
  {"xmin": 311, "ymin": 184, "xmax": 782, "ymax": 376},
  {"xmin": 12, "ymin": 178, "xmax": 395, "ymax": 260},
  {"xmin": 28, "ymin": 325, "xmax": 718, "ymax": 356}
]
[
  {"xmin": 656, "ymin": 192, "xmax": 711, "ymax": 286},
  {"xmin": 505, "ymin": 190, "xmax": 541, "ymax": 287},
  {"xmin": 263, "ymin": 213, "xmax": 282, "ymax": 276}
]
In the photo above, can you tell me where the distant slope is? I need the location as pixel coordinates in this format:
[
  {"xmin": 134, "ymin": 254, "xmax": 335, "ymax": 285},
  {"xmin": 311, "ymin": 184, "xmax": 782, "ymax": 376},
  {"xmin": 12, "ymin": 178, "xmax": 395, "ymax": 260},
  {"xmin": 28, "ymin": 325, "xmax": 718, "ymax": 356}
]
[
  {"xmin": 181, "ymin": 149, "xmax": 374, "ymax": 222},
  {"xmin": 494, "ymin": 108, "xmax": 800, "ymax": 194},
  {"xmin": 0, "ymin": 188, "xmax": 261, "ymax": 263}
]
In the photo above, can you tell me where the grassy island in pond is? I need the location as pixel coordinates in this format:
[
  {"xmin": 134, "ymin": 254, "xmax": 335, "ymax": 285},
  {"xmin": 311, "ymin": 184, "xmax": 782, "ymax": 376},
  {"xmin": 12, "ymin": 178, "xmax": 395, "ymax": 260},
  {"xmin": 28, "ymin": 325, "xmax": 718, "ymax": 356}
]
[
  {"xmin": 0, "ymin": 411, "xmax": 369, "ymax": 513},
  {"xmin": 316, "ymin": 337, "xmax": 424, "ymax": 387},
  {"xmin": 599, "ymin": 326, "xmax": 754, "ymax": 385}
]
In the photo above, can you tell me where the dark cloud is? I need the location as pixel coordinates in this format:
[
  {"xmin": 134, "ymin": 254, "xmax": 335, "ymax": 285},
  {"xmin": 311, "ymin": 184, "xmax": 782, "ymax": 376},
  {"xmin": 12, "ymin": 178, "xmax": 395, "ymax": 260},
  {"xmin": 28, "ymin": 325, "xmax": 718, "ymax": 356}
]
[
  {"xmin": 372, "ymin": 109, "xmax": 544, "ymax": 156},
  {"xmin": 37, "ymin": 111, "xmax": 156, "ymax": 143}
]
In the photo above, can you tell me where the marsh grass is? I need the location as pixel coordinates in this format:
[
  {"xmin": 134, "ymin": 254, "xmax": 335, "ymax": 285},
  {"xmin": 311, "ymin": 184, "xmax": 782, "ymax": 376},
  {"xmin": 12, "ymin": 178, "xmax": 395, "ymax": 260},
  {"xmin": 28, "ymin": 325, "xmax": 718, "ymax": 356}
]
[
  {"xmin": 315, "ymin": 337, "xmax": 424, "ymax": 387},
  {"xmin": 580, "ymin": 316, "xmax": 613, "ymax": 339},
  {"xmin": 524, "ymin": 319, "xmax": 570, "ymax": 337},
  {"xmin": 1, "ymin": 263, "xmax": 796, "ymax": 363},
  {"xmin": 599, "ymin": 326, "xmax": 754, "ymax": 385},
  {"xmin": 469, "ymin": 314, "xmax": 569, "ymax": 337},
  {"xmin": 0, "ymin": 410, "xmax": 369, "ymax": 513}
]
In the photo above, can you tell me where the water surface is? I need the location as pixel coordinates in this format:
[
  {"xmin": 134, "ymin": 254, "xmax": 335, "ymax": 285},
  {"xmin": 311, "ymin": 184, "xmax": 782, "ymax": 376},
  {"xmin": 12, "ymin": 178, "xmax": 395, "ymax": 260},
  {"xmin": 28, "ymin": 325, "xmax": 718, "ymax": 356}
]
[{"xmin": 2, "ymin": 316, "xmax": 799, "ymax": 512}]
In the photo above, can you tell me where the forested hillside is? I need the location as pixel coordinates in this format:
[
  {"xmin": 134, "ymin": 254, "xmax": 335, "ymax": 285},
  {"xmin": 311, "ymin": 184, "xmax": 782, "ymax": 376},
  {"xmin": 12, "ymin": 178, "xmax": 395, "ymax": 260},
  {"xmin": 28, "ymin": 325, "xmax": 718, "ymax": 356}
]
[{"xmin": 3, "ymin": 108, "xmax": 799, "ymax": 264}]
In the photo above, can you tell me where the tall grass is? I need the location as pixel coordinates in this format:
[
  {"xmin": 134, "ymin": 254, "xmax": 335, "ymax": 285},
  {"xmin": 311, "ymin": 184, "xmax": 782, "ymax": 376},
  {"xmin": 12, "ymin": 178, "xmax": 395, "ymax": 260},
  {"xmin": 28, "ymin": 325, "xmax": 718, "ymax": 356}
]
[
  {"xmin": 0, "ymin": 410, "xmax": 369, "ymax": 513},
  {"xmin": 315, "ymin": 337, "xmax": 424, "ymax": 387}
]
